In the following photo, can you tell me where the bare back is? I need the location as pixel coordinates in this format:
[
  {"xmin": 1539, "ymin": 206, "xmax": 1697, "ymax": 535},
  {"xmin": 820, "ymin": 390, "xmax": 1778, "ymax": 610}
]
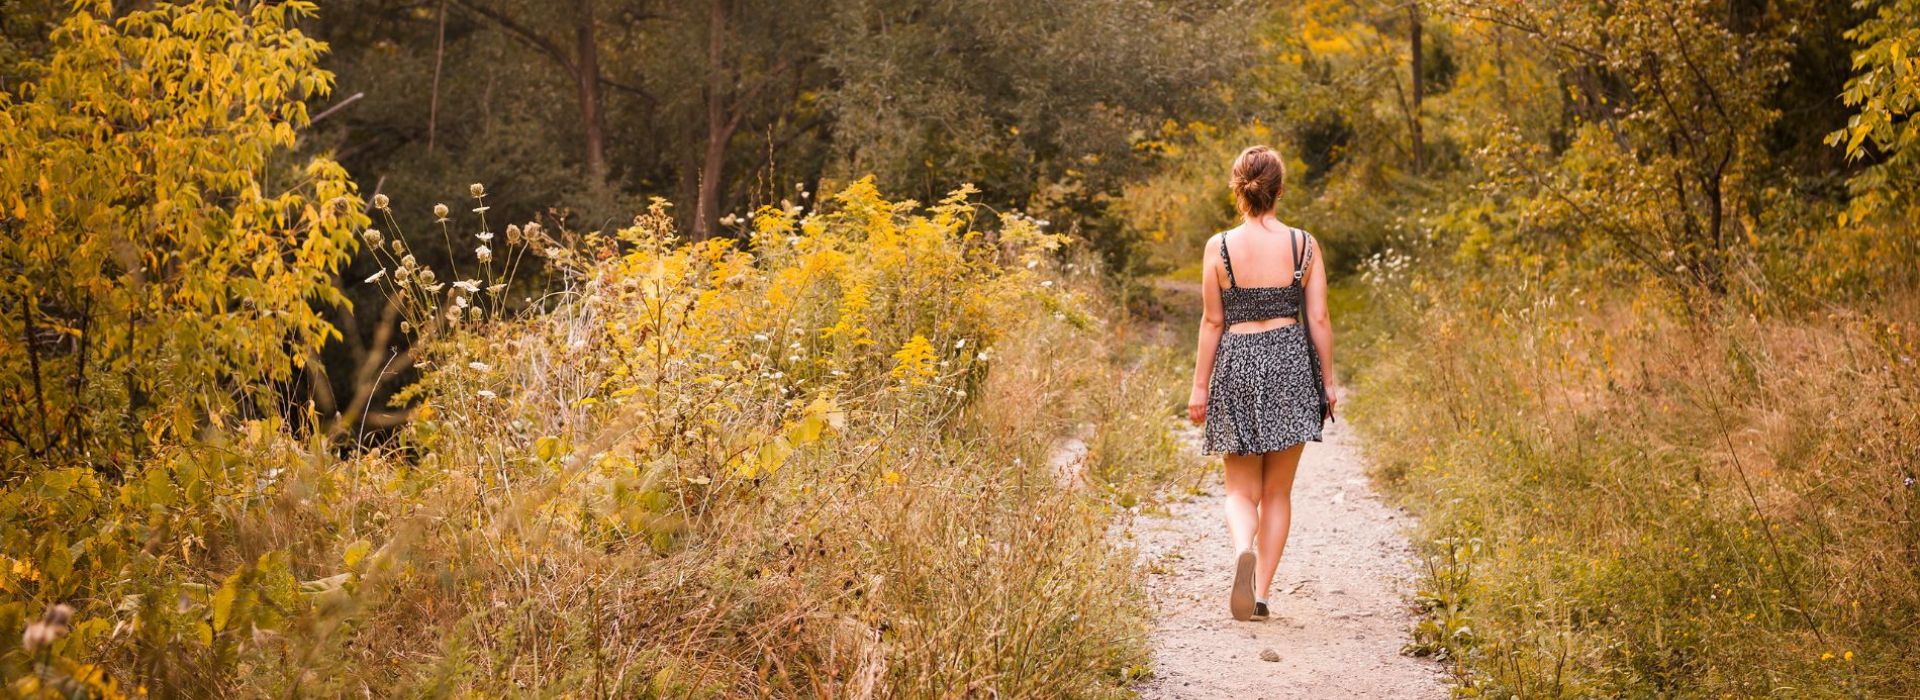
[{"xmin": 1212, "ymin": 219, "xmax": 1310, "ymax": 333}]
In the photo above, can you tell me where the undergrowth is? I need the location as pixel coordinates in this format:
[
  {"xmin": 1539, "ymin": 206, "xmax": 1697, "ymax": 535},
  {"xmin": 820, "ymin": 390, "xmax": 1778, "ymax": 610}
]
[
  {"xmin": 0, "ymin": 179, "xmax": 1197, "ymax": 697},
  {"xmin": 1351, "ymin": 242, "xmax": 1920, "ymax": 696}
]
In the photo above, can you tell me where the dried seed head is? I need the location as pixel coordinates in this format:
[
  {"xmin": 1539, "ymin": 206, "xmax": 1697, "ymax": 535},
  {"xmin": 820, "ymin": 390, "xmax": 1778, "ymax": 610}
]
[
  {"xmin": 372, "ymin": 193, "xmax": 390, "ymax": 210},
  {"xmin": 362, "ymin": 229, "xmax": 384, "ymax": 247},
  {"xmin": 22, "ymin": 604, "xmax": 74, "ymax": 652},
  {"xmin": 401, "ymin": 254, "xmax": 417, "ymax": 269},
  {"xmin": 391, "ymin": 239, "xmax": 406, "ymax": 255},
  {"xmin": 419, "ymin": 268, "xmax": 436, "ymax": 284},
  {"xmin": 394, "ymin": 266, "xmax": 411, "ymax": 282},
  {"xmin": 476, "ymin": 245, "xmax": 492, "ymax": 263},
  {"xmin": 506, "ymin": 224, "xmax": 523, "ymax": 245},
  {"xmin": 470, "ymin": 183, "xmax": 486, "ymax": 198},
  {"xmin": 401, "ymin": 320, "xmax": 411, "ymax": 333},
  {"xmin": 434, "ymin": 203, "xmax": 450, "ymax": 220}
]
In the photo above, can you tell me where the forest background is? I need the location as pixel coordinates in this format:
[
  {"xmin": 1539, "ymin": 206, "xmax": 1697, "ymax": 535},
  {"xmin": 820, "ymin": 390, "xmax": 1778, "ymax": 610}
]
[{"xmin": 1, "ymin": 0, "xmax": 1917, "ymax": 696}]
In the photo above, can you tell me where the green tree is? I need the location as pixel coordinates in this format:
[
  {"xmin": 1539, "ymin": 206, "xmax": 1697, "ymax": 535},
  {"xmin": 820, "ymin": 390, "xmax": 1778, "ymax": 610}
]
[
  {"xmin": 0, "ymin": 0, "xmax": 366, "ymax": 470},
  {"xmin": 1829, "ymin": 0, "xmax": 1920, "ymax": 223},
  {"xmin": 1440, "ymin": 0, "xmax": 1800, "ymax": 290}
]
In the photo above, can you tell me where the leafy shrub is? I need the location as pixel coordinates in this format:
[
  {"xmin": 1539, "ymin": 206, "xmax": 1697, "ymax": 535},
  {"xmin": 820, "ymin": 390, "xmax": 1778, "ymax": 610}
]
[
  {"xmin": 1, "ymin": 166, "xmax": 1195, "ymax": 695},
  {"xmin": 0, "ymin": 1, "xmax": 364, "ymax": 469}
]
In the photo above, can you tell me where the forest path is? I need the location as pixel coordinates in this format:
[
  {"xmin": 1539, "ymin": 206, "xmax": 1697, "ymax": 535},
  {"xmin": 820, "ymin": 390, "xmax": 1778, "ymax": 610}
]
[{"xmin": 1123, "ymin": 415, "xmax": 1449, "ymax": 698}]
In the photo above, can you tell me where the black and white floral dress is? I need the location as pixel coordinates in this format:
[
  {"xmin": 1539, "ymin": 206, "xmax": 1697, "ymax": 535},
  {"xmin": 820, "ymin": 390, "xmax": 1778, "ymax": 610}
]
[{"xmin": 1202, "ymin": 228, "xmax": 1326, "ymax": 455}]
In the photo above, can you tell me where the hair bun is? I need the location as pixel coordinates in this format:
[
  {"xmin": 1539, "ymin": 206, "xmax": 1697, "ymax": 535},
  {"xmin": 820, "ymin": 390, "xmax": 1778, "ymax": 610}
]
[{"xmin": 1231, "ymin": 146, "xmax": 1286, "ymax": 218}]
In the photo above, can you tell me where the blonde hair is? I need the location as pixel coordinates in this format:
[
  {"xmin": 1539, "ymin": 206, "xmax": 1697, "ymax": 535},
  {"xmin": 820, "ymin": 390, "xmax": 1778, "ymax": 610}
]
[{"xmin": 1230, "ymin": 145, "xmax": 1286, "ymax": 218}]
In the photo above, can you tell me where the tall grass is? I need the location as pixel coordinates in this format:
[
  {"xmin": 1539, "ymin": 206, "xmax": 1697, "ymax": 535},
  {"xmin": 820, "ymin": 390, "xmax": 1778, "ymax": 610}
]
[
  {"xmin": 1350, "ymin": 249, "xmax": 1920, "ymax": 696},
  {"xmin": 0, "ymin": 180, "xmax": 1198, "ymax": 697}
]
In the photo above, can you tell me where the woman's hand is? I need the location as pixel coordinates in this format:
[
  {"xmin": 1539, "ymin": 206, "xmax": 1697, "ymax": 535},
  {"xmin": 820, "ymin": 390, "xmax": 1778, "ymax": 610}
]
[
  {"xmin": 1187, "ymin": 389, "xmax": 1207, "ymax": 425},
  {"xmin": 1322, "ymin": 379, "xmax": 1340, "ymax": 422}
]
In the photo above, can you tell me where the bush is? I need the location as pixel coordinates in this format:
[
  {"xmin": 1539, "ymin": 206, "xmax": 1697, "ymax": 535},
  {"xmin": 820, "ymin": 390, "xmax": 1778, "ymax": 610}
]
[{"xmin": 0, "ymin": 175, "xmax": 1197, "ymax": 696}]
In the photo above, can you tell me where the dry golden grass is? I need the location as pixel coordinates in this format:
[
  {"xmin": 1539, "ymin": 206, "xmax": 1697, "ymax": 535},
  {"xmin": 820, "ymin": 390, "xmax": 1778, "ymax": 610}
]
[{"xmin": 1352, "ymin": 257, "xmax": 1920, "ymax": 696}]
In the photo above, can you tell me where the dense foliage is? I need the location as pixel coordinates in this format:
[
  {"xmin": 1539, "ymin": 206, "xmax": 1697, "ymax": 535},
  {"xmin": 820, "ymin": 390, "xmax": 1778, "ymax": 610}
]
[
  {"xmin": 4, "ymin": 0, "xmax": 1918, "ymax": 695},
  {"xmin": 0, "ymin": 3, "xmax": 1197, "ymax": 695},
  {"xmin": 0, "ymin": 1, "xmax": 364, "ymax": 471}
]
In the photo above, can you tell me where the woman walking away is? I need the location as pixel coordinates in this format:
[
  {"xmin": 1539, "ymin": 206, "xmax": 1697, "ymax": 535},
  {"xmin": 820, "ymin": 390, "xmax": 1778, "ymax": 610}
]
[{"xmin": 1186, "ymin": 145, "xmax": 1337, "ymax": 622}]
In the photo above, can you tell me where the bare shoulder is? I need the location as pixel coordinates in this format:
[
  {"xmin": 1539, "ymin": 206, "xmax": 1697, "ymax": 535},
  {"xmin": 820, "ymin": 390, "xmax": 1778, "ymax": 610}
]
[{"xmin": 1201, "ymin": 231, "xmax": 1224, "ymax": 255}]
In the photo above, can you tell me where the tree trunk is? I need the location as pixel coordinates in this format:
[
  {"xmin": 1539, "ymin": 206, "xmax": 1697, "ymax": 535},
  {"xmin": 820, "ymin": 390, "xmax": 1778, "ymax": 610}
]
[
  {"xmin": 693, "ymin": 0, "xmax": 730, "ymax": 240},
  {"xmin": 1409, "ymin": 2, "xmax": 1424, "ymax": 174},
  {"xmin": 428, "ymin": 0, "xmax": 448, "ymax": 155},
  {"xmin": 574, "ymin": 0, "xmax": 608, "ymax": 179}
]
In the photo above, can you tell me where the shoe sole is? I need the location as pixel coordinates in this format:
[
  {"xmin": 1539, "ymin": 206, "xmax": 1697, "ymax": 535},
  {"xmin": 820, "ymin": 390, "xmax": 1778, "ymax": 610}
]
[{"xmin": 1230, "ymin": 550, "xmax": 1256, "ymax": 621}]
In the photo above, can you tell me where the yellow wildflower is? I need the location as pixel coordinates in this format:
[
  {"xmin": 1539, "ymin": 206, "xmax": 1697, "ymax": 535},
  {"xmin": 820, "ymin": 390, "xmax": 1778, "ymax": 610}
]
[{"xmin": 891, "ymin": 334, "xmax": 938, "ymax": 386}]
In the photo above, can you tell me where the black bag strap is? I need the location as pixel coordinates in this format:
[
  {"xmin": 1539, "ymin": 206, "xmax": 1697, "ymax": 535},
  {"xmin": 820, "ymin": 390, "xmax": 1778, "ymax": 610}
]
[
  {"xmin": 1291, "ymin": 227, "xmax": 1313, "ymax": 285},
  {"xmin": 1219, "ymin": 232, "xmax": 1238, "ymax": 288}
]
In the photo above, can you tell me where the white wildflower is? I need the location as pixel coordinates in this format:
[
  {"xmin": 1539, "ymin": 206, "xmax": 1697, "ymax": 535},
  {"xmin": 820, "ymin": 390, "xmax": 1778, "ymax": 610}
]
[
  {"xmin": 365, "ymin": 269, "xmax": 387, "ymax": 284},
  {"xmin": 469, "ymin": 362, "xmax": 489, "ymax": 372},
  {"xmin": 954, "ymin": 338, "xmax": 966, "ymax": 349},
  {"xmin": 475, "ymin": 245, "xmax": 492, "ymax": 263},
  {"xmin": 477, "ymin": 390, "xmax": 497, "ymax": 399}
]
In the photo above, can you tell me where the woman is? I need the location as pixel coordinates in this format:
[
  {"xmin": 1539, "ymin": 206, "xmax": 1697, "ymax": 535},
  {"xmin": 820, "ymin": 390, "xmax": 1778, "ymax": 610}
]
[{"xmin": 1187, "ymin": 145, "xmax": 1336, "ymax": 622}]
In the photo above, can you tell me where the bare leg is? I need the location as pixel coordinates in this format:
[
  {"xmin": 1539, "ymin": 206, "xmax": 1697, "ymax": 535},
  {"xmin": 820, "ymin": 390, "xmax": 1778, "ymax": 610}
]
[
  {"xmin": 1255, "ymin": 445, "xmax": 1304, "ymax": 600},
  {"xmin": 1222, "ymin": 453, "xmax": 1264, "ymax": 554}
]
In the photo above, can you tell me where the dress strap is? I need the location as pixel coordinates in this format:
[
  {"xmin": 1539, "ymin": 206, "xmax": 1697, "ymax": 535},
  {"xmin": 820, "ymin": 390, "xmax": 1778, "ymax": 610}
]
[{"xmin": 1220, "ymin": 232, "xmax": 1238, "ymax": 288}]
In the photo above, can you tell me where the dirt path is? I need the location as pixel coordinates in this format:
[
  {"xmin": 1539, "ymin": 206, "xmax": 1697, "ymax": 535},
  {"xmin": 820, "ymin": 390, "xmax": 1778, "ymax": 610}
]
[{"xmin": 1123, "ymin": 415, "xmax": 1448, "ymax": 699}]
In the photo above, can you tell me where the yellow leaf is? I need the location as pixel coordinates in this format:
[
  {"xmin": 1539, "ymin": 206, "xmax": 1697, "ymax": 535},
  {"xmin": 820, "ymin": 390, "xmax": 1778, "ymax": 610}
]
[
  {"xmin": 342, "ymin": 539, "xmax": 372, "ymax": 568},
  {"xmin": 535, "ymin": 436, "xmax": 562, "ymax": 461},
  {"xmin": 210, "ymin": 572, "xmax": 241, "ymax": 632}
]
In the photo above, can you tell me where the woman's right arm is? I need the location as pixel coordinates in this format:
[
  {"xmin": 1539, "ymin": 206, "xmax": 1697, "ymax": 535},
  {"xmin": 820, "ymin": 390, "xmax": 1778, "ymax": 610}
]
[{"xmin": 1189, "ymin": 235, "xmax": 1226, "ymax": 425}]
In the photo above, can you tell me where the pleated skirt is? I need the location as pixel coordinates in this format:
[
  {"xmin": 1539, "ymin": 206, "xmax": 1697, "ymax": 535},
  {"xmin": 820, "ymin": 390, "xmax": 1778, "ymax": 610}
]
[{"xmin": 1203, "ymin": 324, "xmax": 1325, "ymax": 455}]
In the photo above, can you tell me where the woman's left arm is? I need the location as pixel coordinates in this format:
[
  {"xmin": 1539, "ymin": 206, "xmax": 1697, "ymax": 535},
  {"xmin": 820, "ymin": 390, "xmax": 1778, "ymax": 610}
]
[{"xmin": 1304, "ymin": 238, "xmax": 1338, "ymax": 418}]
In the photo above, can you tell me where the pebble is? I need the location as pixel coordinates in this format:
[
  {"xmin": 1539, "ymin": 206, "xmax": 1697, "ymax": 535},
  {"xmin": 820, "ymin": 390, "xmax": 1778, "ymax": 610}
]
[{"xmin": 1260, "ymin": 648, "xmax": 1282, "ymax": 662}]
